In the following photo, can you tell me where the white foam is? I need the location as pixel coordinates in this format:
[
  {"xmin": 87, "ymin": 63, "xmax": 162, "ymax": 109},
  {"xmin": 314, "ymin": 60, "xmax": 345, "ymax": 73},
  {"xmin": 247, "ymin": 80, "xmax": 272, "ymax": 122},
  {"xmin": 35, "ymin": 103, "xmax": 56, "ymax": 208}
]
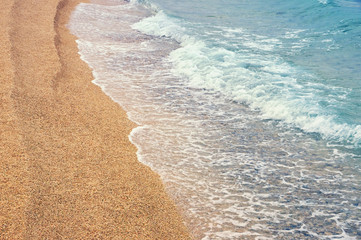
[
  {"xmin": 69, "ymin": 1, "xmax": 361, "ymax": 239},
  {"xmin": 133, "ymin": 9, "xmax": 361, "ymax": 147}
]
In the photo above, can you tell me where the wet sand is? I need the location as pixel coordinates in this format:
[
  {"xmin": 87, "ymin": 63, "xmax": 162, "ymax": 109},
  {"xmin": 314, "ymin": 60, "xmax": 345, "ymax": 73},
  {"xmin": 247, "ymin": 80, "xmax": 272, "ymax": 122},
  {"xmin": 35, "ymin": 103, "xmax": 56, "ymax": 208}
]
[{"xmin": 0, "ymin": 0, "xmax": 191, "ymax": 238}]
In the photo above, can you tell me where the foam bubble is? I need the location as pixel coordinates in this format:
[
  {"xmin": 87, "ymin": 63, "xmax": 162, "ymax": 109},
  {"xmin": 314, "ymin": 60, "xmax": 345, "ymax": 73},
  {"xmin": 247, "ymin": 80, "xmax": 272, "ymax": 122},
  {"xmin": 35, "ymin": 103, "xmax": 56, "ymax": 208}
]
[
  {"xmin": 69, "ymin": 1, "xmax": 361, "ymax": 239},
  {"xmin": 133, "ymin": 8, "xmax": 361, "ymax": 148}
]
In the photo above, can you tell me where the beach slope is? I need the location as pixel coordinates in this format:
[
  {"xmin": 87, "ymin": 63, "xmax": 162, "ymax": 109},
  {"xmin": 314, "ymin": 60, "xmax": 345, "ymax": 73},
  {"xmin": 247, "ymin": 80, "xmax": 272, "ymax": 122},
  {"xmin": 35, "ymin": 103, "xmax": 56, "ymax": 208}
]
[{"xmin": 0, "ymin": 0, "xmax": 190, "ymax": 239}]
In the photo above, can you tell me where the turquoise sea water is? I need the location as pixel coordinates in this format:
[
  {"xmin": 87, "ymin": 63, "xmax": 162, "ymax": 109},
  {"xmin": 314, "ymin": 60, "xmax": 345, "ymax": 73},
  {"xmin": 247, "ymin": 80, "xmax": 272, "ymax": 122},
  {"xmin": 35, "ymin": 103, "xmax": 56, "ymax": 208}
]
[
  {"xmin": 69, "ymin": 0, "xmax": 361, "ymax": 238},
  {"xmin": 134, "ymin": 0, "xmax": 361, "ymax": 149}
]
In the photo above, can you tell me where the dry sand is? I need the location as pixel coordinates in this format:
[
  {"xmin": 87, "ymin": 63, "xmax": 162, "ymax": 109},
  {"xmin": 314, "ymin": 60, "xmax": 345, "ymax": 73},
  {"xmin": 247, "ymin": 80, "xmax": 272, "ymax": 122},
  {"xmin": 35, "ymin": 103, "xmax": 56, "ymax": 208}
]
[{"xmin": 0, "ymin": 0, "xmax": 191, "ymax": 239}]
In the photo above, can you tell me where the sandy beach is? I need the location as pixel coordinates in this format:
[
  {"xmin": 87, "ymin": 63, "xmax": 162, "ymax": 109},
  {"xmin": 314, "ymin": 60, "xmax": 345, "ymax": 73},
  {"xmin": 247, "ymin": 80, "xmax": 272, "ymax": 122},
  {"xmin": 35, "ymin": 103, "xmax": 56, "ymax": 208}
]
[{"xmin": 0, "ymin": 0, "xmax": 190, "ymax": 238}]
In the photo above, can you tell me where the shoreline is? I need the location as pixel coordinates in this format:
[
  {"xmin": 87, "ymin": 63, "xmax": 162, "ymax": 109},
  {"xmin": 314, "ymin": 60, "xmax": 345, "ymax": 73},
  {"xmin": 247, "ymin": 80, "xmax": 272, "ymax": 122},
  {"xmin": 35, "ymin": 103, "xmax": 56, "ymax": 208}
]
[{"xmin": 0, "ymin": 0, "xmax": 191, "ymax": 238}]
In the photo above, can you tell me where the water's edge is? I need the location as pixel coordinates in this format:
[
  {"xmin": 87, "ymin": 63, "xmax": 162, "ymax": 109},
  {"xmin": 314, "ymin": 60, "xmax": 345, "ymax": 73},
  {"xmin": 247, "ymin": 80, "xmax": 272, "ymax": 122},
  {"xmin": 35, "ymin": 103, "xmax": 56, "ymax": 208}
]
[{"xmin": 69, "ymin": 1, "xmax": 361, "ymax": 239}]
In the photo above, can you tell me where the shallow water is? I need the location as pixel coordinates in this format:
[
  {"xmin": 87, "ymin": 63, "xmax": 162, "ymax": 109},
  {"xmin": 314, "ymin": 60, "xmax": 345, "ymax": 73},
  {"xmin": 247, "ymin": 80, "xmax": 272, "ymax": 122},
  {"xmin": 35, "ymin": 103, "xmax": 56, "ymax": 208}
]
[{"xmin": 69, "ymin": 1, "xmax": 361, "ymax": 239}]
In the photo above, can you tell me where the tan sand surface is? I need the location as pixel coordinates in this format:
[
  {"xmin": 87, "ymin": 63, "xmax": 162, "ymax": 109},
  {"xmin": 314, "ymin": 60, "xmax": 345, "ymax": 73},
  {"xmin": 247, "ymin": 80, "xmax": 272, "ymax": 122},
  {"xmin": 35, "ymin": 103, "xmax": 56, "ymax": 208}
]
[{"xmin": 0, "ymin": 0, "xmax": 191, "ymax": 239}]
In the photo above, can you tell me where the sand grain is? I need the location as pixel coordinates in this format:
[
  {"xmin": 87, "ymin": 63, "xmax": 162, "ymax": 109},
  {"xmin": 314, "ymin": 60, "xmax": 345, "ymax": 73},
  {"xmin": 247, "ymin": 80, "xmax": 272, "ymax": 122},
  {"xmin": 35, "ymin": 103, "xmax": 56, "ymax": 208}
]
[{"xmin": 0, "ymin": 0, "xmax": 191, "ymax": 239}]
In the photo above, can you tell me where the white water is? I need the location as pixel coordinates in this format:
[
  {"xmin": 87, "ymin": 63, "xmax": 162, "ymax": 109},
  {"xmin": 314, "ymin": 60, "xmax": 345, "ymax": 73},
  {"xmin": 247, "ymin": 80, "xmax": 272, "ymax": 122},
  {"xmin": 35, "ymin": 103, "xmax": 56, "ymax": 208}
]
[
  {"xmin": 132, "ymin": 10, "xmax": 361, "ymax": 147},
  {"xmin": 69, "ymin": 1, "xmax": 361, "ymax": 239}
]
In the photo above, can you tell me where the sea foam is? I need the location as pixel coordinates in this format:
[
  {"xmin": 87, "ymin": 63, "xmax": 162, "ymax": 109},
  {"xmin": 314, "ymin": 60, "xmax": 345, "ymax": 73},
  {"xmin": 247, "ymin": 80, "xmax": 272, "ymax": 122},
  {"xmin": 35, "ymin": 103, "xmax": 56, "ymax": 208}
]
[
  {"xmin": 70, "ymin": 1, "xmax": 361, "ymax": 239},
  {"xmin": 133, "ymin": 10, "xmax": 361, "ymax": 147}
]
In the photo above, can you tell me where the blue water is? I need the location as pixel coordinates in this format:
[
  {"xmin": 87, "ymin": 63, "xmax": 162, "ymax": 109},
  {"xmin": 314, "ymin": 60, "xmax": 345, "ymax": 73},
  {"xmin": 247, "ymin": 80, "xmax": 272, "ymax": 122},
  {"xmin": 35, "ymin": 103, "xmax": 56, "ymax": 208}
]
[
  {"xmin": 133, "ymin": 0, "xmax": 361, "ymax": 149},
  {"xmin": 69, "ymin": 0, "xmax": 361, "ymax": 239}
]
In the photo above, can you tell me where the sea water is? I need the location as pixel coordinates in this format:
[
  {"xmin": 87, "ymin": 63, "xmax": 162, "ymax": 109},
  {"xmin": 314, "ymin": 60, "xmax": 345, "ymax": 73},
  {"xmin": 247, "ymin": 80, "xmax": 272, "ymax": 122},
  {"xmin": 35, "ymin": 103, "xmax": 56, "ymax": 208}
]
[{"xmin": 69, "ymin": 0, "xmax": 361, "ymax": 239}]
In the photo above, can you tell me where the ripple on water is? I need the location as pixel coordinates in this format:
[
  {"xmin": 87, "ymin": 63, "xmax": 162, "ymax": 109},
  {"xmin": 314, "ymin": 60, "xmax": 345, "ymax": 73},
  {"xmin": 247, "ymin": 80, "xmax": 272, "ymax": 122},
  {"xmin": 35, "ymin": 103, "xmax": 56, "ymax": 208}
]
[{"xmin": 69, "ymin": 1, "xmax": 361, "ymax": 239}]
